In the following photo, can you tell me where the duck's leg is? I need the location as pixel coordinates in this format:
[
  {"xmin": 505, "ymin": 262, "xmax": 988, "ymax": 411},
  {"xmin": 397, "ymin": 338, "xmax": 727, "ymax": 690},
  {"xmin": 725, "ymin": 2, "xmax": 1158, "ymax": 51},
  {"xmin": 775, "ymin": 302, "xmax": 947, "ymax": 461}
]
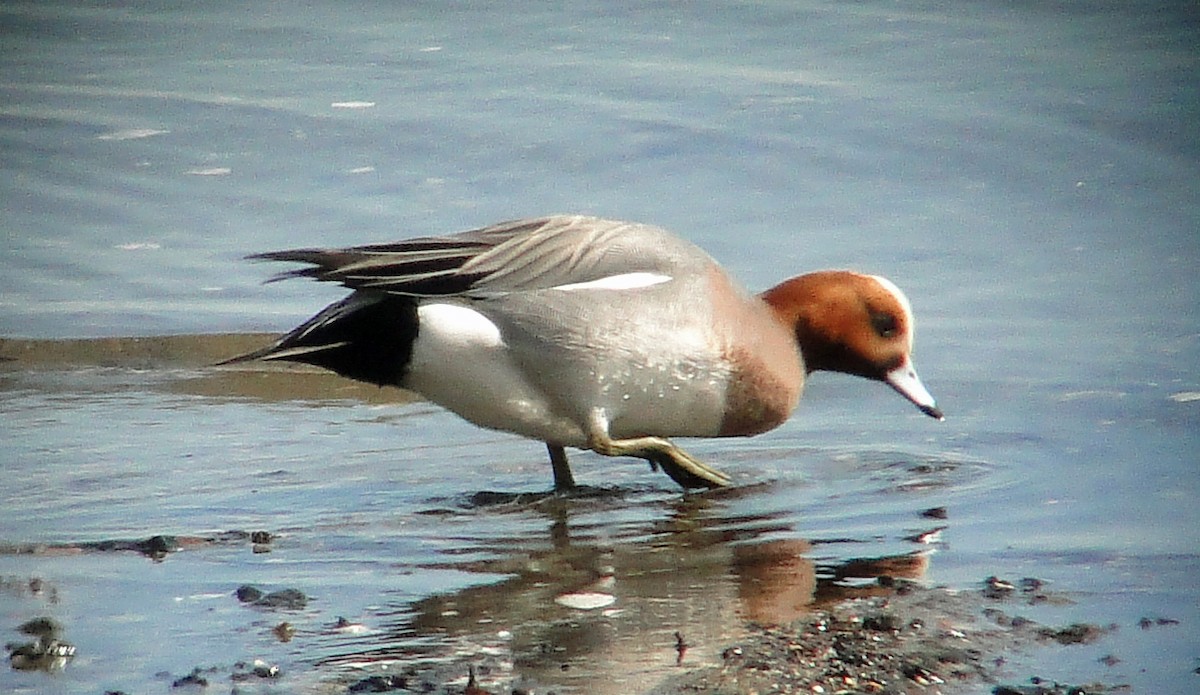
[
  {"xmin": 546, "ymin": 443, "xmax": 576, "ymax": 492},
  {"xmin": 584, "ymin": 412, "xmax": 732, "ymax": 489}
]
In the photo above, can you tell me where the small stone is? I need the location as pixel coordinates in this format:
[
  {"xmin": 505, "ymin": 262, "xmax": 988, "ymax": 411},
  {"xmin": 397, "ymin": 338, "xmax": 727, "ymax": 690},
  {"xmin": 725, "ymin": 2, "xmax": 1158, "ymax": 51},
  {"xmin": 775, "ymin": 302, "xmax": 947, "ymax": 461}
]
[
  {"xmin": 983, "ymin": 576, "xmax": 1016, "ymax": 599},
  {"xmin": 171, "ymin": 668, "xmax": 209, "ymax": 688},
  {"xmin": 553, "ymin": 591, "xmax": 615, "ymax": 610},
  {"xmin": 138, "ymin": 535, "xmax": 179, "ymax": 555},
  {"xmin": 272, "ymin": 622, "xmax": 295, "ymax": 642},
  {"xmin": 1019, "ymin": 577, "xmax": 1044, "ymax": 592},
  {"xmin": 257, "ymin": 588, "xmax": 308, "ymax": 609},
  {"xmin": 18, "ymin": 617, "xmax": 59, "ymax": 637},
  {"xmin": 348, "ymin": 674, "xmax": 409, "ymax": 692},
  {"xmin": 1035, "ymin": 623, "xmax": 1105, "ymax": 645},
  {"xmin": 862, "ymin": 613, "xmax": 901, "ymax": 632}
]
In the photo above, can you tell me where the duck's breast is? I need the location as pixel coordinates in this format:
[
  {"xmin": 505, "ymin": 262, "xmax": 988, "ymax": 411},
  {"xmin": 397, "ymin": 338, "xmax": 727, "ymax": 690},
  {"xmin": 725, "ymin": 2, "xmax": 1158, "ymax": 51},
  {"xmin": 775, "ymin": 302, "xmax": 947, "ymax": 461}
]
[{"xmin": 706, "ymin": 266, "xmax": 805, "ymax": 437}]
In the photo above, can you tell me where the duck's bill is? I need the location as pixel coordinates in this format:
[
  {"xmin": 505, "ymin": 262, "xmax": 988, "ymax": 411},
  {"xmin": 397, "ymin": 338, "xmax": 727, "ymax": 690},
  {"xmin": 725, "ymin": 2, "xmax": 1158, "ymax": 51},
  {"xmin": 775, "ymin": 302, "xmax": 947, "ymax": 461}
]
[{"xmin": 886, "ymin": 362, "xmax": 944, "ymax": 420}]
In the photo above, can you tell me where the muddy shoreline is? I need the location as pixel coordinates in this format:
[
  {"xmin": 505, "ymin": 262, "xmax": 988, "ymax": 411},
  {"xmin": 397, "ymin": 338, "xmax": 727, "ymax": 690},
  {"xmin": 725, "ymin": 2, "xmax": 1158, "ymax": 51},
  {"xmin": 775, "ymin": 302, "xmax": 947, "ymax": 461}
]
[
  {"xmin": 330, "ymin": 576, "xmax": 1134, "ymax": 695},
  {"xmin": 645, "ymin": 577, "xmax": 1125, "ymax": 695},
  {"xmin": 5, "ymin": 530, "xmax": 1146, "ymax": 695}
]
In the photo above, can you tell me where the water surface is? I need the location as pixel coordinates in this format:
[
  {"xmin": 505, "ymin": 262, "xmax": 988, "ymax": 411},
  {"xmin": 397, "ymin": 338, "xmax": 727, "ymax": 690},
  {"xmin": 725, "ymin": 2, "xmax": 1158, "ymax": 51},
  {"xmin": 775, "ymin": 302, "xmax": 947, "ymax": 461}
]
[{"xmin": 2, "ymin": 1, "xmax": 1198, "ymax": 693}]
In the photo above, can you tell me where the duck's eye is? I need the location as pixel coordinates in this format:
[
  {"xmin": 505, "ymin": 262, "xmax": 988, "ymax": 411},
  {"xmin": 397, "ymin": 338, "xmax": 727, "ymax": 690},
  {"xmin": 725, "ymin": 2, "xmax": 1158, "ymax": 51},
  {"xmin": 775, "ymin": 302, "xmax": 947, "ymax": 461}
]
[{"xmin": 870, "ymin": 311, "xmax": 899, "ymax": 339}]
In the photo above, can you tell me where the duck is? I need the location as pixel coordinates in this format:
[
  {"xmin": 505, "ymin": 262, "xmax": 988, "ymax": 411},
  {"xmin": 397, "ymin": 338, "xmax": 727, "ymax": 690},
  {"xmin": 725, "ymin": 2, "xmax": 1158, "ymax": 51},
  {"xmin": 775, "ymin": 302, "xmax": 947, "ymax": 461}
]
[{"xmin": 224, "ymin": 215, "xmax": 942, "ymax": 490}]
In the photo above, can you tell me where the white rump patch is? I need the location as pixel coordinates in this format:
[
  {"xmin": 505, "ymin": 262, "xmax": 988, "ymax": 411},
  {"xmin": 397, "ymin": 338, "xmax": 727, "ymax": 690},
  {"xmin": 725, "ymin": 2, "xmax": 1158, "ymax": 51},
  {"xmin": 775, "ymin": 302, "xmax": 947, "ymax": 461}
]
[
  {"xmin": 417, "ymin": 303, "xmax": 503, "ymax": 348},
  {"xmin": 551, "ymin": 272, "xmax": 671, "ymax": 292}
]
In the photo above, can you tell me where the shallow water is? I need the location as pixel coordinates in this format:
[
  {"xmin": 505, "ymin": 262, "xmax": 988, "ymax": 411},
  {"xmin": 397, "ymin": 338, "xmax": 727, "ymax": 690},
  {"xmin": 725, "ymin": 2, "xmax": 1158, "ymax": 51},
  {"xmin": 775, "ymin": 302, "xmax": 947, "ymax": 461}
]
[{"xmin": 3, "ymin": 1, "xmax": 1199, "ymax": 693}]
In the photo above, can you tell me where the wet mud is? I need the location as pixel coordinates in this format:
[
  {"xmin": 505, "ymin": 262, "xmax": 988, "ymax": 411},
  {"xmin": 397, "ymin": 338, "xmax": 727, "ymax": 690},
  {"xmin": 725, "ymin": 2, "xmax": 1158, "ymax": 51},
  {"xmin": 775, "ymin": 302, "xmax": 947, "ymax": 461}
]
[
  {"xmin": 647, "ymin": 577, "xmax": 1130, "ymax": 695},
  {"xmin": 0, "ymin": 334, "xmax": 418, "ymax": 404},
  {"xmin": 0, "ymin": 530, "xmax": 268, "ymax": 561},
  {"xmin": 324, "ymin": 576, "xmax": 1138, "ymax": 695}
]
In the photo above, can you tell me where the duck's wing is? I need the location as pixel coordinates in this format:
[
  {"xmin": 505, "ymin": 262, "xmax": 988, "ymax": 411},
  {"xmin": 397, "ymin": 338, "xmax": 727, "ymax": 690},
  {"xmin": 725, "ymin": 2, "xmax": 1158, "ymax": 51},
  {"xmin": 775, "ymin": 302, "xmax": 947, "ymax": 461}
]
[{"xmin": 251, "ymin": 215, "xmax": 704, "ymax": 296}]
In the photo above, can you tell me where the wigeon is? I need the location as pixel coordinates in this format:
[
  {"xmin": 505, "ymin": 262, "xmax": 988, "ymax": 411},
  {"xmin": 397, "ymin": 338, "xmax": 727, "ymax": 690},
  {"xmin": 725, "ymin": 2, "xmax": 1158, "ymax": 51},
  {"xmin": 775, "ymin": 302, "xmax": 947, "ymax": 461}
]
[{"xmin": 225, "ymin": 215, "xmax": 942, "ymax": 490}]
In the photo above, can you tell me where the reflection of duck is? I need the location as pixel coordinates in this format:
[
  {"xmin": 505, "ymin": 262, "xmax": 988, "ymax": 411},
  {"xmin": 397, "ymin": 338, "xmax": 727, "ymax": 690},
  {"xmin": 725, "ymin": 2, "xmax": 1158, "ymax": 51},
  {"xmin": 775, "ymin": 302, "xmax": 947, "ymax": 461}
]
[
  {"xmin": 322, "ymin": 493, "xmax": 941, "ymax": 693},
  {"xmin": 733, "ymin": 540, "xmax": 930, "ymax": 625},
  {"xmin": 228, "ymin": 215, "xmax": 941, "ymax": 490}
]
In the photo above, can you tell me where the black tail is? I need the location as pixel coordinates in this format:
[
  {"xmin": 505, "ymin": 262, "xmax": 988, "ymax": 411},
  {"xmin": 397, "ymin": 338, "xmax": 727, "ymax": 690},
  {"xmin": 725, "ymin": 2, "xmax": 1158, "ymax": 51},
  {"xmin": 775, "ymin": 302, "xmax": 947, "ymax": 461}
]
[{"xmin": 219, "ymin": 292, "xmax": 419, "ymax": 388}]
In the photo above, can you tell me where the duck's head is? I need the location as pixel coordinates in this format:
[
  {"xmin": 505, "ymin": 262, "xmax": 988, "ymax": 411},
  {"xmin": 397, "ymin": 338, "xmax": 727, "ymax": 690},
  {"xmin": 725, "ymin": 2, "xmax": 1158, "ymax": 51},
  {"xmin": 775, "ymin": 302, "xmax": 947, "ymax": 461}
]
[{"xmin": 761, "ymin": 270, "xmax": 943, "ymax": 420}]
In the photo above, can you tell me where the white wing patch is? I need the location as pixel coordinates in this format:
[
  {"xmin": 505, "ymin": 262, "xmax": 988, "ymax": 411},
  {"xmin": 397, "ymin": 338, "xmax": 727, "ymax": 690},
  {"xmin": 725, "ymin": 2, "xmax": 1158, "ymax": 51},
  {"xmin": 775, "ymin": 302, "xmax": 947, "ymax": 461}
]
[{"xmin": 550, "ymin": 272, "xmax": 672, "ymax": 292}]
